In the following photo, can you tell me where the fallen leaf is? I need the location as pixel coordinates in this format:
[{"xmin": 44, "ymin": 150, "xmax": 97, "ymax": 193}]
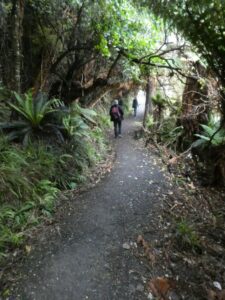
[
  {"xmin": 142, "ymin": 239, "xmax": 149, "ymax": 251},
  {"xmin": 206, "ymin": 289, "xmax": 225, "ymax": 300},
  {"xmin": 219, "ymin": 290, "xmax": 225, "ymax": 300},
  {"xmin": 25, "ymin": 245, "xmax": 32, "ymax": 254},
  {"xmin": 137, "ymin": 235, "xmax": 144, "ymax": 245},
  {"xmin": 207, "ymin": 289, "xmax": 217, "ymax": 300},
  {"xmin": 146, "ymin": 250, "xmax": 156, "ymax": 265},
  {"xmin": 137, "ymin": 235, "xmax": 157, "ymax": 264},
  {"xmin": 168, "ymin": 157, "xmax": 178, "ymax": 165},
  {"xmin": 187, "ymin": 182, "xmax": 195, "ymax": 189},
  {"xmin": 148, "ymin": 277, "xmax": 175, "ymax": 299}
]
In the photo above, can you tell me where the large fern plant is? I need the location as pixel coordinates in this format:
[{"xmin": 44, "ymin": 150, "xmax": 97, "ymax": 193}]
[
  {"xmin": 0, "ymin": 92, "xmax": 65, "ymax": 144},
  {"xmin": 62, "ymin": 103, "xmax": 97, "ymax": 139},
  {"xmin": 192, "ymin": 118, "xmax": 225, "ymax": 148}
]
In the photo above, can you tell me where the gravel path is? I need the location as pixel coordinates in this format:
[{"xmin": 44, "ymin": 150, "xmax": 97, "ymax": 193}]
[{"xmin": 13, "ymin": 116, "xmax": 172, "ymax": 300}]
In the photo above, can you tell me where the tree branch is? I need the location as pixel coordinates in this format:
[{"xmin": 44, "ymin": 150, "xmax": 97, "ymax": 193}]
[
  {"xmin": 119, "ymin": 48, "xmax": 196, "ymax": 80},
  {"xmin": 138, "ymin": 44, "xmax": 186, "ymax": 63},
  {"xmin": 50, "ymin": 45, "xmax": 93, "ymax": 73},
  {"xmin": 106, "ymin": 52, "xmax": 121, "ymax": 80}
]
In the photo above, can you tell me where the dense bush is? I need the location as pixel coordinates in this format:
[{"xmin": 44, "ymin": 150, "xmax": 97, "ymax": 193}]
[
  {"xmin": 0, "ymin": 101, "xmax": 109, "ymax": 261},
  {"xmin": 0, "ymin": 138, "xmax": 58, "ymax": 259}
]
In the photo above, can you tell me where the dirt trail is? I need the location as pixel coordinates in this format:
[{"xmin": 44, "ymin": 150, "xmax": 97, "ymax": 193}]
[{"xmin": 12, "ymin": 116, "xmax": 172, "ymax": 300}]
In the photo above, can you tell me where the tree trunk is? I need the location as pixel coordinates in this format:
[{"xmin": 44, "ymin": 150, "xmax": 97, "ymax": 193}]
[
  {"xmin": 143, "ymin": 77, "xmax": 153, "ymax": 128},
  {"xmin": 83, "ymin": 80, "xmax": 135, "ymax": 108},
  {"xmin": 0, "ymin": 7, "xmax": 4, "ymax": 84},
  {"xmin": 177, "ymin": 61, "xmax": 209, "ymax": 150},
  {"xmin": 11, "ymin": 0, "xmax": 24, "ymax": 93}
]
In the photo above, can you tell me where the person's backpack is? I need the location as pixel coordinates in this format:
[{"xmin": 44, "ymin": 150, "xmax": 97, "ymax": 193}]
[{"xmin": 111, "ymin": 105, "xmax": 121, "ymax": 120}]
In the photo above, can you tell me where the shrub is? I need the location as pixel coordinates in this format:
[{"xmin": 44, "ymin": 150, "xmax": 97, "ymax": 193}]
[
  {"xmin": 193, "ymin": 119, "xmax": 225, "ymax": 148},
  {"xmin": 0, "ymin": 92, "xmax": 66, "ymax": 145}
]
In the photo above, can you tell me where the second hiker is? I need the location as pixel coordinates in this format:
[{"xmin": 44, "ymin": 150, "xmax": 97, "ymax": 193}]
[
  {"xmin": 110, "ymin": 99, "xmax": 124, "ymax": 138},
  {"xmin": 132, "ymin": 97, "xmax": 138, "ymax": 117}
]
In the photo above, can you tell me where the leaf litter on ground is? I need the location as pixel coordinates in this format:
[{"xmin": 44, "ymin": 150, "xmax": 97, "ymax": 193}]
[{"xmin": 134, "ymin": 140, "xmax": 225, "ymax": 299}]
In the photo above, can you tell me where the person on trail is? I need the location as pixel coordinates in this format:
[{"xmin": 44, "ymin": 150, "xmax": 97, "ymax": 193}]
[
  {"xmin": 118, "ymin": 98, "xmax": 123, "ymax": 107},
  {"xmin": 110, "ymin": 99, "xmax": 124, "ymax": 138},
  {"xmin": 132, "ymin": 97, "xmax": 138, "ymax": 117}
]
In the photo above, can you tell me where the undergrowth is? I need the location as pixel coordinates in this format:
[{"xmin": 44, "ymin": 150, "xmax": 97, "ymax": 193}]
[
  {"xmin": 0, "ymin": 138, "xmax": 59, "ymax": 261},
  {"xmin": 0, "ymin": 100, "xmax": 109, "ymax": 263},
  {"xmin": 175, "ymin": 219, "xmax": 201, "ymax": 253}
]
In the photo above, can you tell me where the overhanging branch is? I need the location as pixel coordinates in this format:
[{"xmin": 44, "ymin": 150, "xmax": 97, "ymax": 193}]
[{"xmin": 119, "ymin": 47, "xmax": 196, "ymax": 80}]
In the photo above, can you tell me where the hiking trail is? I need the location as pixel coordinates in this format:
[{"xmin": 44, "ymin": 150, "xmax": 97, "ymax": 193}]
[{"xmin": 12, "ymin": 116, "xmax": 173, "ymax": 300}]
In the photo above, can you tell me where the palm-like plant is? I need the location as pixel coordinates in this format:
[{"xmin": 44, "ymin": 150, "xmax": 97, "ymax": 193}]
[
  {"xmin": 152, "ymin": 93, "xmax": 166, "ymax": 108},
  {"xmin": 10, "ymin": 91, "xmax": 56, "ymax": 126},
  {"xmin": 152, "ymin": 93, "xmax": 167, "ymax": 124},
  {"xmin": 0, "ymin": 92, "xmax": 65, "ymax": 144}
]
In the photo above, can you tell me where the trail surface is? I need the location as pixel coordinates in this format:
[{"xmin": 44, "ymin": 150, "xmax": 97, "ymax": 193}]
[{"xmin": 13, "ymin": 116, "xmax": 172, "ymax": 300}]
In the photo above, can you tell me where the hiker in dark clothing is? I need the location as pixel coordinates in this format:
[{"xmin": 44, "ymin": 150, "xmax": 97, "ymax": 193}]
[
  {"xmin": 118, "ymin": 98, "xmax": 123, "ymax": 107},
  {"xmin": 110, "ymin": 99, "xmax": 124, "ymax": 138},
  {"xmin": 132, "ymin": 97, "xmax": 138, "ymax": 117}
]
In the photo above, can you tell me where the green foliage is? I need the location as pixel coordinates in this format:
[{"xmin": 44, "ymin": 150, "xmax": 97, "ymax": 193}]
[
  {"xmin": 0, "ymin": 92, "xmax": 66, "ymax": 145},
  {"xmin": 176, "ymin": 220, "xmax": 200, "ymax": 252},
  {"xmin": 92, "ymin": 0, "xmax": 164, "ymax": 78},
  {"xmin": 0, "ymin": 85, "xmax": 11, "ymax": 122},
  {"xmin": 146, "ymin": 115, "xmax": 155, "ymax": 129},
  {"xmin": 146, "ymin": 112, "xmax": 184, "ymax": 149},
  {"xmin": 0, "ymin": 181, "xmax": 58, "ymax": 253},
  {"xmin": 25, "ymin": 143, "xmax": 57, "ymax": 181},
  {"xmin": 34, "ymin": 180, "xmax": 59, "ymax": 215},
  {"xmin": 161, "ymin": 121, "xmax": 184, "ymax": 147},
  {"xmin": 167, "ymin": 125, "xmax": 184, "ymax": 145},
  {"xmin": 0, "ymin": 136, "xmax": 33, "ymax": 203},
  {"xmin": 152, "ymin": 93, "xmax": 167, "ymax": 107},
  {"xmin": 122, "ymin": 61, "xmax": 142, "ymax": 82},
  {"xmin": 40, "ymin": 103, "xmax": 108, "ymax": 189},
  {"xmin": 97, "ymin": 112, "xmax": 111, "ymax": 129},
  {"xmin": 63, "ymin": 103, "xmax": 97, "ymax": 138},
  {"xmin": 193, "ymin": 117, "xmax": 225, "ymax": 147},
  {"xmin": 0, "ymin": 137, "xmax": 58, "ymax": 205},
  {"xmin": 57, "ymin": 103, "xmax": 105, "ymax": 187},
  {"xmin": 91, "ymin": 127, "xmax": 107, "ymax": 158},
  {"xmin": 11, "ymin": 91, "xmax": 56, "ymax": 126},
  {"xmin": 0, "ymin": 226, "xmax": 24, "ymax": 251},
  {"xmin": 0, "ymin": 139, "xmax": 60, "ymax": 256},
  {"xmin": 149, "ymin": 0, "xmax": 225, "ymax": 84},
  {"xmin": 0, "ymin": 134, "xmax": 61, "ymax": 258}
]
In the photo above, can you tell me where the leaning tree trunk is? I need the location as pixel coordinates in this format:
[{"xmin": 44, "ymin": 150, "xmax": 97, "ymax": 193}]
[
  {"xmin": 143, "ymin": 77, "xmax": 154, "ymax": 128},
  {"xmin": 11, "ymin": 0, "xmax": 24, "ymax": 93},
  {"xmin": 177, "ymin": 61, "xmax": 209, "ymax": 150},
  {"xmin": 81, "ymin": 80, "xmax": 135, "ymax": 108}
]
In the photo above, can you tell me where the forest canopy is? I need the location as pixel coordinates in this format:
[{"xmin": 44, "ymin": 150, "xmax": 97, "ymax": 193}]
[{"xmin": 0, "ymin": 0, "xmax": 167, "ymax": 105}]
